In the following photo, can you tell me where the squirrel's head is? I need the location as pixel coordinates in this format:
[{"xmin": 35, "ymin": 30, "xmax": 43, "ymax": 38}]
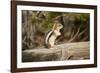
[{"xmin": 52, "ymin": 21, "xmax": 63, "ymax": 31}]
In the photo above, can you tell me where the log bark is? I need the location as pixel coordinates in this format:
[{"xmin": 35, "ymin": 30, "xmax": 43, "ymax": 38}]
[{"xmin": 22, "ymin": 42, "xmax": 89, "ymax": 62}]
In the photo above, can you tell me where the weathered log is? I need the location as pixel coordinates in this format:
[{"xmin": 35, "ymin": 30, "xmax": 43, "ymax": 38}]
[{"xmin": 22, "ymin": 42, "xmax": 89, "ymax": 62}]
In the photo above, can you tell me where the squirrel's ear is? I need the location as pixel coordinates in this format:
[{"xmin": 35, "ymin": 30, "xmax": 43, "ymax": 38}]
[{"xmin": 52, "ymin": 23, "xmax": 57, "ymax": 31}]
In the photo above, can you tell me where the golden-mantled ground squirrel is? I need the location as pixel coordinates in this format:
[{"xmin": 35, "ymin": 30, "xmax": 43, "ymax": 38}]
[{"xmin": 45, "ymin": 21, "xmax": 63, "ymax": 49}]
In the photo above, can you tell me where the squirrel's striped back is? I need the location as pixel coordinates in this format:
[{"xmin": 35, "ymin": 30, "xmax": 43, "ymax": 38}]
[{"xmin": 45, "ymin": 31, "xmax": 53, "ymax": 48}]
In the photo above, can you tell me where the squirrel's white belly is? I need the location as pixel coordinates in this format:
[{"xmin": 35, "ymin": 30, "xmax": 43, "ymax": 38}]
[{"xmin": 49, "ymin": 35, "xmax": 56, "ymax": 46}]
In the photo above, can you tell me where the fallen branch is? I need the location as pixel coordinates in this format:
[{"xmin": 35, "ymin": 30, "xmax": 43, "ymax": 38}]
[{"xmin": 22, "ymin": 42, "xmax": 89, "ymax": 62}]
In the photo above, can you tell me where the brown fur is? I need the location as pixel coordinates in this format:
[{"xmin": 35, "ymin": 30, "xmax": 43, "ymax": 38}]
[{"xmin": 45, "ymin": 43, "xmax": 52, "ymax": 49}]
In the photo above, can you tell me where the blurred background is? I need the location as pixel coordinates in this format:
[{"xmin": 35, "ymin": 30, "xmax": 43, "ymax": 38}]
[{"xmin": 22, "ymin": 10, "xmax": 90, "ymax": 50}]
